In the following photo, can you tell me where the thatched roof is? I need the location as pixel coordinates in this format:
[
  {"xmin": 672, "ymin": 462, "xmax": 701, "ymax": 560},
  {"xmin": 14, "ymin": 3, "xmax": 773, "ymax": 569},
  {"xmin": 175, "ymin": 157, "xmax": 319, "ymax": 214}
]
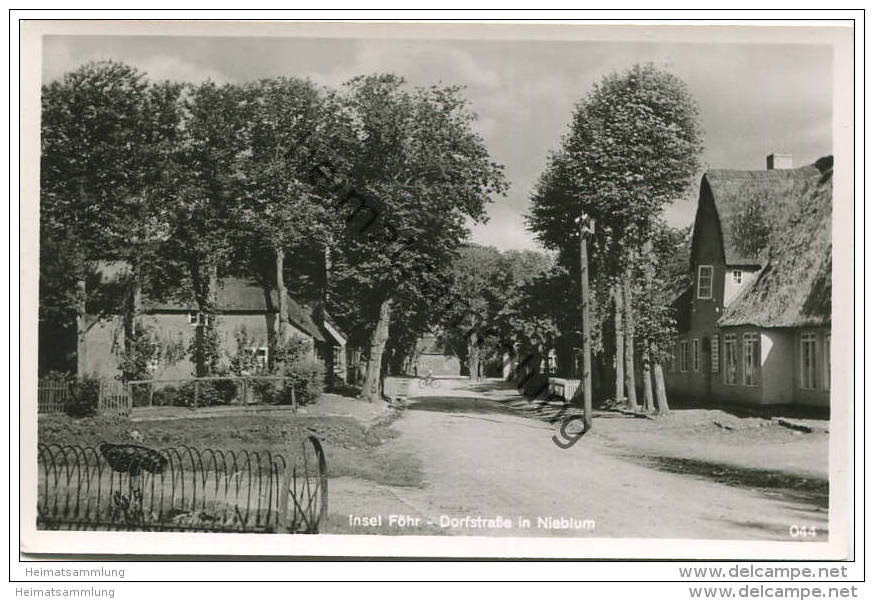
[
  {"xmin": 718, "ymin": 157, "xmax": 832, "ymax": 328},
  {"xmin": 146, "ymin": 277, "xmax": 325, "ymax": 341},
  {"xmin": 701, "ymin": 161, "xmax": 826, "ymax": 266}
]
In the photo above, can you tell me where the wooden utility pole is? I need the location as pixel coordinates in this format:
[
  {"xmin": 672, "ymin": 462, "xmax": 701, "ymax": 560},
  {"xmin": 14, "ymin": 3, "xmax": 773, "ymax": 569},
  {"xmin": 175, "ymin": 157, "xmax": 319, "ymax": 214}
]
[{"xmin": 579, "ymin": 212, "xmax": 594, "ymax": 432}]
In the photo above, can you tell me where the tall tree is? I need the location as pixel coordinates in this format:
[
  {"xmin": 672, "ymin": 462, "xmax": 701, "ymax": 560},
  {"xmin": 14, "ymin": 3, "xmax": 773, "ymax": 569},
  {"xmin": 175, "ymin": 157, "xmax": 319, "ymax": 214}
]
[
  {"xmin": 443, "ymin": 244, "xmax": 503, "ymax": 379},
  {"xmin": 530, "ymin": 63, "xmax": 702, "ymax": 410},
  {"xmin": 40, "ymin": 61, "xmax": 182, "ymax": 378},
  {"xmin": 437, "ymin": 244, "xmax": 553, "ymax": 379},
  {"xmin": 330, "ymin": 74, "xmax": 506, "ymax": 402},
  {"xmin": 156, "ymin": 81, "xmax": 251, "ymax": 376},
  {"xmin": 637, "ymin": 221, "xmax": 691, "ymax": 413},
  {"xmin": 235, "ymin": 78, "xmax": 347, "ymax": 369}
]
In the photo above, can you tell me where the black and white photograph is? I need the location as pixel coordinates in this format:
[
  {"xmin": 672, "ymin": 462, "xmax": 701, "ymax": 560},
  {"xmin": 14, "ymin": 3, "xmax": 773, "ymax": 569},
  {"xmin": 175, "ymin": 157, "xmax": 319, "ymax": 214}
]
[{"xmin": 18, "ymin": 18, "xmax": 855, "ymax": 562}]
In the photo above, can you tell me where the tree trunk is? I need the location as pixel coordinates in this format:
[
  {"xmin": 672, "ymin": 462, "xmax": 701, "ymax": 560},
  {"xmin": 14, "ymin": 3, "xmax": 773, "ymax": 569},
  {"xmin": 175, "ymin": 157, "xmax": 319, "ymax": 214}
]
[
  {"xmin": 76, "ymin": 277, "xmax": 88, "ymax": 378},
  {"xmin": 191, "ymin": 261, "xmax": 218, "ymax": 378},
  {"xmin": 613, "ymin": 282, "xmax": 625, "ymax": 404},
  {"xmin": 623, "ymin": 271, "xmax": 638, "ymax": 411},
  {"xmin": 642, "ymin": 352, "xmax": 655, "ymax": 413},
  {"xmin": 654, "ymin": 361, "xmax": 670, "ymax": 415},
  {"xmin": 275, "ymin": 245, "xmax": 288, "ymax": 344},
  {"xmin": 274, "ymin": 245, "xmax": 290, "ymax": 383},
  {"xmin": 123, "ymin": 263, "xmax": 142, "ymax": 362},
  {"xmin": 357, "ymin": 353, "xmax": 366, "ymax": 386},
  {"xmin": 468, "ymin": 331, "xmax": 479, "ymax": 381},
  {"xmin": 640, "ymin": 239, "xmax": 655, "ymax": 414},
  {"xmin": 579, "ymin": 217, "xmax": 593, "ymax": 431},
  {"xmin": 262, "ymin": 285, "xmax": 276, "ymax": 370},
  {"xmin": 362, "ymin": 297, "xmax": 393, "ymax": 402}
]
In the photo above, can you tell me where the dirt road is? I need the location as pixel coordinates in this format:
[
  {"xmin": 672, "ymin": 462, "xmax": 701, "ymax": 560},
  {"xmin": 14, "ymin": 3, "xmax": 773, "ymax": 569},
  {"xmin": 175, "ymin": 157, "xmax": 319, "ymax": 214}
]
[{"xmin": 327, "ymin": 379, "xmax": 828, "ymax": 540}]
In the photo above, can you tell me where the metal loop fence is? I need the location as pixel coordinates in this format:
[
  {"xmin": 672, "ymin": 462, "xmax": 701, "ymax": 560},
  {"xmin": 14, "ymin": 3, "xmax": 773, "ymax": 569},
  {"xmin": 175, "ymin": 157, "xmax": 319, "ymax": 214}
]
[{"xmin": 37, "ymin": 437, "xmax": 327, "ymax": 534}]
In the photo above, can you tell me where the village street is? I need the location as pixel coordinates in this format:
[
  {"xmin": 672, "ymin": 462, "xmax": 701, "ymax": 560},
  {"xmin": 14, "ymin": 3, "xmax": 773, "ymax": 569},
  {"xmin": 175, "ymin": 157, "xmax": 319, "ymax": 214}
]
[{"xmin": 328, "ymin": 379, "xmax": 829, "ymax": 540}]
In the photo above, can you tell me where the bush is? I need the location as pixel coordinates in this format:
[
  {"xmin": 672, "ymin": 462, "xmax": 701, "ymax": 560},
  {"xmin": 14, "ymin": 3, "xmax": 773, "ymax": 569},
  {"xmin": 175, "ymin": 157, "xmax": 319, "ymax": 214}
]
[
  {"xmin": 521, "ymin": 373, "xmax": 549, "ymax": 398},
  {"xmin": 174, "ymin": 380, "xmax": 237, "ymax": 407},
  {"xmin": 65, "ymin": 376, "xmax": 100, "ymax": 418},
  {"xmin": 149, "ymin": 385, "xmax": 181, "ymax": 407},
  {"xmin": 246, "ymin": 358, "xmax": 324, "ymax": 406},
  {"xmin": 249, "ymin": 378, "xmax": 279, "ymax": 404},
  {"xmin": 287, "ymin": 356, "xmax": 325, "ymax": 406}
]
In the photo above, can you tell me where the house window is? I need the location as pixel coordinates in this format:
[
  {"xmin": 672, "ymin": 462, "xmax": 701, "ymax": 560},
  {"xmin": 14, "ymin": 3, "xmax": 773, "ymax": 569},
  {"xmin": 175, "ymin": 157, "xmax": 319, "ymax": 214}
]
[
  {"xmin": 697, "ymin": 265, "xmax": 713, "ymax": 299},
  {"xmin": 724, "ymin": 334, "xmax": 738, "ymax": 385},
  {"xmin": 679, "ymin": 340, "xmax": 689, "ymax": 372},
  {"xmin": 572, "ymin": 347, "xmax": 582, "ymax": 378},
  {"xmin": 692, "ymin": 338, "xmax": 700, "ymax": 372},
  {"xmin": 800, "ymin": 333, "xmax": 817, "ymax": 390},
  {"xmin": 669, "ymin": 342, "xmax": 677, "ymax": 373},
  {"xmin": 742, "ymin": 333, "xmax": 761, "ymax": 386},
  {"xmin": 188, "ymin": 312, "xmax": 211, "ymax": 327},
  {"xmin": 732, "ymin": 270, "xmax": 743, "ymax": 285},
  {"xmin": 254, "ymin": 347, "xmax": 269, "ymax": 369},
  {"xmin": 824, "ymin": 335, "xmax": 831, "ymax": 392},
  {"xmin": 710, "ymin": 334, "xmax": 720, "ymax": 374}
]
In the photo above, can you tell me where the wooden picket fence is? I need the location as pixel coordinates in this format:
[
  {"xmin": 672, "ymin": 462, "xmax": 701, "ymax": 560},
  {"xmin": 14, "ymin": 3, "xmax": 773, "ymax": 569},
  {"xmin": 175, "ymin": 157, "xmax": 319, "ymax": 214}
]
[
  {"xmin": 37, "ymin": 379, "xmax": 72, "ymax": 414},
  {"xmin": 98, "ymin": 380, "xmax": 131, "ymax": 417},
  {"xmin": 547, "ymin": 377, "xmax": 581, "ymax": 402},
  {"xmin": 37, "ymin": 378, "xmax": 131, "ymax": 416}
]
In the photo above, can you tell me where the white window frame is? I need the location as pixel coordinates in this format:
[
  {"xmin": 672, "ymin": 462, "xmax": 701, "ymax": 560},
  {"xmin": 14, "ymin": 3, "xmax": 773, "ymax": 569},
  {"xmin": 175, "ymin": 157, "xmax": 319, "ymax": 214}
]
[
  {"xmin": 732, "ymin": 270, "xmax": 743, "ymax": 285},
  {"xmin": 680, "ymin": 339, "xmax": 689, "ymax": 373},
  {"xmin": 724, "ymin": 334, "xmax": 738, "ymax": 385},
  {"xmin": 800, "ymin": 333, "xmax": 817, "ymax": 390},
  {"xmin": 710, "ymin": 334, "xmax": 720, "ymax": 374},
  {"xmin": 692, "ymin": 338, "xmax": 700, "ymax": 372},
  {"xmin": 254, "ymin": 346, "xmax": 269, "ymax": 369},
  {"xmin": 742, "ymin": 332, "xmax": 761, "ymax": 387},
  {"xmin": 188, "ymin": 311, "xmax": 212, "ymax": 327},
  {"xmin": 697, "ymin": 265, "xmax": 714, "ymax": 299},
  {"xmin": 823, "ymin": 334, "xmax": 831, "ymax": 392},
  {"xmin": 572, "ymin": 347, "xmax": 583, "ymax": 378}
]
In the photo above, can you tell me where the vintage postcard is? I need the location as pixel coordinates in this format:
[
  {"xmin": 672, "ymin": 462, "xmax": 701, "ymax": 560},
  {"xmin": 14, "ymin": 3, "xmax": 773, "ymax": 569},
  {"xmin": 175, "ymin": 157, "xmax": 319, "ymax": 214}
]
[{"xmin": 18, "ymin": 18, "xmax": 856, "ymax": 561}]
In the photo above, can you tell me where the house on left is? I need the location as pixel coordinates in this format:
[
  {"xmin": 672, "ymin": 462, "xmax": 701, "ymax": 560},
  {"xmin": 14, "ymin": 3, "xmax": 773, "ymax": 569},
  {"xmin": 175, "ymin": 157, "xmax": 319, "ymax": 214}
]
[{"xmin": 71, "ymin": 262, "xmax": 349, "ymax": 386}]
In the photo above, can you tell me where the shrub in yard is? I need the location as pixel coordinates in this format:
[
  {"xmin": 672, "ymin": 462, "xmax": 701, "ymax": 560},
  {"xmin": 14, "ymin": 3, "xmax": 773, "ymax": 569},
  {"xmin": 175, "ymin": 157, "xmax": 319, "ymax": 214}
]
[
  {"xmin": 174, "ymin": 380, "xmax": 237, "ymax": 407},
  {"xmin": 116, "ymin": 324, "xmax": 159, "ymax": 383},
  {"xmin": 250, "ymin": 378, "xmax": 278, "ymax": 404},
  {"xmin": 150, "ymin": 385, "xmax": 181, "ymax": 407},
  {"xmin": 65, "ymin": 376, "xmax": 101, "ymax": 418},
  {"xmin": 521, "ymin": 373, "xmax": 549, "ymax": 398},
  {"xmin": 212, "ymin": 378, "xmax": 238, "ymax": 404},
  {"xmin": 287, "ymin": 356, "xmax": 325, "ymax": 406},
  {"xmin": 40, "ymin": 369, "xmax": 73, "ymax": 381}
]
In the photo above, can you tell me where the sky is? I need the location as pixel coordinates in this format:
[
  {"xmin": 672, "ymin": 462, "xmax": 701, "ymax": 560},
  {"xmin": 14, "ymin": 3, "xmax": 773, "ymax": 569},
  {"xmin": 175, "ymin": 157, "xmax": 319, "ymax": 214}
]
[{"xmin": 42, "ymin": 32, "xmax": 833, "ymax": 252}]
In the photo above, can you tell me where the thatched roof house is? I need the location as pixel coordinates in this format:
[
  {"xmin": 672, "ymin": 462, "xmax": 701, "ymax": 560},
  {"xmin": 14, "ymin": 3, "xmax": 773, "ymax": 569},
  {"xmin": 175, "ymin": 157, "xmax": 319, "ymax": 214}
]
[
  {"xmin": 664, "ymin": 155, "xmax": 832, "ymax": 408},
  {"xmin": 144, "ymin": 277, "xmax": 326, "ymax": 342},
  {"xmin": 78, "ymin": 269, "xmax": 347, "ymax": 382}
]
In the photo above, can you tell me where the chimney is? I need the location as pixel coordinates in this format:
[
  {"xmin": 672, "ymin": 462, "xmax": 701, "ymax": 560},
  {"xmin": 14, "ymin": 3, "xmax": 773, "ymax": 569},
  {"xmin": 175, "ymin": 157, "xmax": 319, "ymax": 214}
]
[{"xmin": 766, "ymin": 153, "xmax": 793, "ymax": 170}]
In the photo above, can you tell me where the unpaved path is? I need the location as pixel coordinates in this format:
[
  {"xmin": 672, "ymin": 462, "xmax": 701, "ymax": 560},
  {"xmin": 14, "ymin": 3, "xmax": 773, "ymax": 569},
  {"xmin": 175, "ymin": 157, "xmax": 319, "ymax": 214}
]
[{"xmin": 328, "ymin": 380, "xmax": 827, "ymax": 540}]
